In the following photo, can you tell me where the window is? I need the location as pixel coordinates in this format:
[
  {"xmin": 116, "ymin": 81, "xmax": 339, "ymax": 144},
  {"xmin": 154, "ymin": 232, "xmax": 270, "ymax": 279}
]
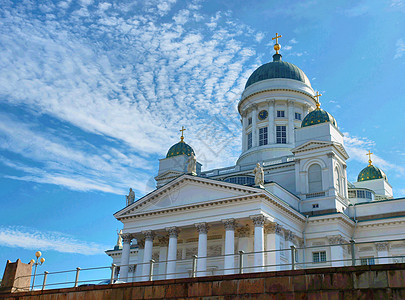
[
  {"xmin": 248, "ymin": 117, "xmax": 252, "ymax": 126},
  {"xmin": 224, "ymin": 176, "xmax": 255, "ymax": 186},
  {"xmin": 276, "ymin": 126, "xmax": 287, "ymax": 144},
  {"xmin": 277, "ymin": 110, "xmax": 285, "ymax": 118},
  {"xmin": 295, "ymin": 112, "xmax": 302, "ymax": 120},
  {"xmin": 312, "ymin": 203, "xmax": 319, "ymax": 208},
  {"xmin": 335, "ymin": 167, "xmax": 341, "ymax": 195},
  {"xmin": 313, "ymin": 251, "xmax": 327, "ymax": 263},
  {"xmin": 247, "ymin": 132, "xmax": 252, "ymax": 149},
  {"xmin": 259, "ymin": 127, "xmax": 268, "ymax": 146},
  {"xmin": 356, "ymin": 190, "xmax": 372, "ymax": 199},
  {"xmin": 348, "ymin": 190, "xmax": 356, "ymax": 198},
  {"xmin": 360, "ymin": 257, "xmax": 375, "ymax": 265},
  {"xmin": 308, "ymin": 164, "xmax": 322, "ymax": 193}
]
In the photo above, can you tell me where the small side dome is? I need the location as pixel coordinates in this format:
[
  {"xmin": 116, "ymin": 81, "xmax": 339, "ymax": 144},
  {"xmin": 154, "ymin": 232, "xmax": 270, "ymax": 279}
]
[
  {"xmin": 357, "ymin": 165, "xmax": 387, "ymax": 182},
  {"xmin": 166, "ymin": 141, "xmax": 195, "ymax": 158},
  {"xmin": 301, "ymin": 108, "xmax": 337, "ymax": 127}
]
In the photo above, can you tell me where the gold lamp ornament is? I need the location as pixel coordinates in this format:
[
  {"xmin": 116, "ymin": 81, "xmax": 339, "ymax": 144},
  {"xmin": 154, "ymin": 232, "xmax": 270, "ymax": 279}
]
[{"xmin": 31, "ymin": 251, "xmax": 45, "ymax": 291}]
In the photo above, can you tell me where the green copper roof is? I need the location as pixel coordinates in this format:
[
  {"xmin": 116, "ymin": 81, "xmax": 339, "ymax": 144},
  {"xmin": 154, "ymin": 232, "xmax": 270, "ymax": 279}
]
[
  {"xmin": 166, "ymin": 141, "xmax": 195, "ymax": 158},
  {"xmin": 357, "ymin": 165, "xmax": 387, "ymax": 182},
  {"xmin": 245, "ymin": 54, "xmax": 311, "ymax": 89},
  {"xmin": 301, "ymin": 108, "xmax": 337, "ymax": 128}
]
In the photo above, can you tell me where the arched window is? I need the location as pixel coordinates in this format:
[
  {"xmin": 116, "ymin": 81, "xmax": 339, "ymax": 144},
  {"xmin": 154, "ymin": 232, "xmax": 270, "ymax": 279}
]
[{"xmin": 308, "ymin": 164, "xmax": 322, "ymax": 193}]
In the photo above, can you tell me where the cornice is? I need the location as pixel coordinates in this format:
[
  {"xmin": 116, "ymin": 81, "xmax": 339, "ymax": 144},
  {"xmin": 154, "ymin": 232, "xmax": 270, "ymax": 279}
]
[{"xmin": 308, "ymin": 213, "xmax": 355, "ymax": 228}]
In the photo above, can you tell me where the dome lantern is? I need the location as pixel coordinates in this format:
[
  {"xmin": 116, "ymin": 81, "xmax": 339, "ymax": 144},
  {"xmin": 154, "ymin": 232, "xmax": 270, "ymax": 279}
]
[
  {"xmin": 301, "ymin": 92, "xmax": 337, "ymax": 127},
  {"xmin": 166, "ymin": 126, "xmax": 195, "ymax": 158},
  {"xmin": 357, "ymin": 151, "xmax": 387, "ymax": 182}
]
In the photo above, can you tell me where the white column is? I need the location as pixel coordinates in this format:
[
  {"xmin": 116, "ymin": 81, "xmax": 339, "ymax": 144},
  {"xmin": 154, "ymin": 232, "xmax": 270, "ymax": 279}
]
[
  {"xmin": 241, "ymin": 113, "xmax": 247, "ymax": 152},
  {"xmin": 195, "ymin": 223, "xmax": 208, "ymax": 277},
  {"xmin": 287, "ymin": 100, "xmax": 295, "ymax": 145},
  {"xmin": 252, "ymin": 106, "xmax": 258, "ymax": 147},
  {"xmin": 328, "ymin": 236, "xmax": 344, "ymax": 267},
  {"xmin": 158, "ymin": 236, "xmax": 168, "ymax": 280},
  {"xmin": 223, "ymin": 219, "xmax": 236, "ymax": 275},
  {"xmin": 265, "ymin": 223, "xmax": 282, "ymax": 271},
  {"xmin": 376, "ymin": 242, "xmax": 390, "ymax": 264},
  {"xmin": 251, "ymin": 215, "xmax": 265, "ymax": 272},
  {"xmin": 268, "ymin": 100, "xmax": 275, "ymax": 144},
  {"xmin": 166, "ymin": 227, "xmax": 179, "ymax": 279},
  {"xmin": 119, "ymin": 234, "xmax": 133, "ymax": 281},
  {"xmin": 141, "ymin": 231, "xmax": 154, "ymax": 280},
  {"xmin": 285, "ymin": 230, "xmax": 296, "ymax": 269},
  {"xmin": 134, "ymin": 246, "xmax": 144, "ymax": 282}
]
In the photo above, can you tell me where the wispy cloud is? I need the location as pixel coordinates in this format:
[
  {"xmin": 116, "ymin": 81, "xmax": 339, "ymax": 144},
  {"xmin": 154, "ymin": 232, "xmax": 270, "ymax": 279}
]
[
  {"xmin": 394, "ymin": 38, "xmax": 405, "ymax": 59},
  {"xmin": 0, "ymin": 226, "xmax": 109, "ymax": 255}
]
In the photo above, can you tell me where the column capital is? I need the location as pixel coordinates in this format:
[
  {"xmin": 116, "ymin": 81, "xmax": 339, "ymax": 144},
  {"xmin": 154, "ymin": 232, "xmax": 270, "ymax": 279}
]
[
  {"xmin": 284, "ymin": 230, "xmax": 295, "ymax": 242},
  {"xmin": 121, "ymin": 233, "xmax": 134, "ymax": 244},
  {"xmin": 327, "ymin": 152, "xmax": 335, "ymax": 158},
  {"xmin": 250, "ymin": 215, "xmax": 266, "ymax": 227},
  {"xmin": 328, "ymin": 235, "xmax": 345, "ymax": 245},
  {"xmin": 166, "ymin": 226, "xmax": 179, "ymax": 238},
  {"xmin": 195, "ymin": 222, "xmax": 209, "ymax": 234},
  {"xmin": 137, "ymin": 239, "xmax": 145, "ymax": 248},
  {"xmin": 375, "ymin": 242, "xmax": 390, "ymax": 251},
  {"xmin": 266, "ymin": 99, "xmax": 275, "ymax": 106},
  {"xmin": 264, "ymin": 222, "xmax": 282, "ymax": 235},
  {"xmin": 222, "ymin": 218, "xmax": 236, "ymax": 230},
  {"xmin": 142, "ymin": 230, "xmax": 155, "ymax": 241}
]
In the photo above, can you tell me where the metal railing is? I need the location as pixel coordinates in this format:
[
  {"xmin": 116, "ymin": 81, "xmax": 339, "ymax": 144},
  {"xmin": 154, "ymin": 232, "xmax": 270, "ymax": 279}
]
[{"xmin": 12, "ymin": 238, "xmax": 405, "ymax": 291}]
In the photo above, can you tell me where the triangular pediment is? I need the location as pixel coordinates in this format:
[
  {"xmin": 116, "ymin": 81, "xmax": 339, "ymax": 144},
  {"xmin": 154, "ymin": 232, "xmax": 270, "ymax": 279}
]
[
  {"xmin": 115, "ymin": 175, "xmax": 260, "ymax": 218},
  {"xmin": 292, "ymin": 141, "xmax": 349, "ymax": 159}
]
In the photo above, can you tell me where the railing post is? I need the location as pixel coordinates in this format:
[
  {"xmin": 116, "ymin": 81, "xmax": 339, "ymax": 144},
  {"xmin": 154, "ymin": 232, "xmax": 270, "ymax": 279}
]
[
  {"xmin": 148, "ymin": 259, "xmax": 155, "ymax": 281},
  {"xmin": 42, "ymin": 271, "xmax": 48, "ymax": 290},
  {"xmin": 110, "ymin": 263, "xmax": 116, "ymax": 284},
  {"xmin": 290, "ymin": 246, "xmax": 296, "ymax": 270},
  {"xmin": 192, "ymin": 255, "xmax": 197, "ymax": 278},
  {"xmin": 74, "ymin": 267, "xmax": 81, "ymax": 287},
  {"xmin": 350, "ymin": 240, "xmax": 356, "ymax": 266},
  {"xmin": 238, "ymin": 250, "xmax": 244, "ymax": 274}
]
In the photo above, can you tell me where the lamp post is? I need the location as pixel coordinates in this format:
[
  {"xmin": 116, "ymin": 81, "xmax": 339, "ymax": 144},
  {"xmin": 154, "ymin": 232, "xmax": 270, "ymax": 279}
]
[{"xmin": 30, "ymin": 251, "xmax": 45, "ymax": 291}]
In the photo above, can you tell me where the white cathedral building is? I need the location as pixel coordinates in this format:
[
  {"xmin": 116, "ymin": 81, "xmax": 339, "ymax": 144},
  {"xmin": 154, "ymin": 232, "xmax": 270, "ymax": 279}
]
[{"xmin": 106, "ymin": 35, "xmax": 405, "ymax": 281}]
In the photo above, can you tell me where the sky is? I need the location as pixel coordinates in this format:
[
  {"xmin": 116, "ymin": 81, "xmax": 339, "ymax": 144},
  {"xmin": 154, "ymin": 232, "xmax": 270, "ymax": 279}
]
[{"xmin": 1, "ymin": 0, "xmax": 405, "ymax": 285}]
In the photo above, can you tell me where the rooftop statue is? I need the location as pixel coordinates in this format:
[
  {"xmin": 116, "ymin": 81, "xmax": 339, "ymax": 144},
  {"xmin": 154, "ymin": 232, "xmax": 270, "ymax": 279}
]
[
  {"xmin": 253, "ymin": 163, "xmax": 264, "ymax": 188},
  {"xmin": 126, "ymin": 188, "xmax": 135, "ymax": 206}
]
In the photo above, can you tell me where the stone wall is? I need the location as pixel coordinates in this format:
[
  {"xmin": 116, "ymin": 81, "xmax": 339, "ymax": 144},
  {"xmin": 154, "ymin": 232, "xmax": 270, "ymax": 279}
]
[
  {"xmin": 0, "ymin": 259, "xmax": 32, "ymax": 294},
  {"xmin": 1, "ymin": 263, "xmax": 405, "ymax": 299}
]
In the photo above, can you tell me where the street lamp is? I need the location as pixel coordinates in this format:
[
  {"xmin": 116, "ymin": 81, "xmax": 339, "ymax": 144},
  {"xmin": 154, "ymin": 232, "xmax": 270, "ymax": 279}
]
[{"xmin": 30, "ymin": 251, "xmax": 45, "ymax": 291}]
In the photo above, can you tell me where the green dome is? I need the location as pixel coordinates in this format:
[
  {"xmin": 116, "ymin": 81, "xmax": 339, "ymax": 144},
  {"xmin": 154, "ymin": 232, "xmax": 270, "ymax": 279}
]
[
  {"xmin": 301, "ymin": 108, "xmax": 337, "ymax": 128},
  {"xmin": 166, "ymin": 141, "xmax": 195, "ymax": 158},
  {"xmin": 357, "ymin": 165, "xmax": 387, "ymax": 182},
  {"xmin": 245, "ymin": 54, "xmax": 311, "ymax": 89}
]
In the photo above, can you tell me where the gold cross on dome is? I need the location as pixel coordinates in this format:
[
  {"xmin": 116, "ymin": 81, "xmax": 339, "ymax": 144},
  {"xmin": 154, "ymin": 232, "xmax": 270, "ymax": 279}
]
[
  {"xmin": 272, "ymin": 33, "xmax": 282, "ymax": 44},
  {"xmin": 180, "ymin": 126, "xmax": 186, "ymax": 142},
  {"xmin": 314, "ymin": 91, "xmax": 322, "ymax": 109},
  {"xmin": 366, "ymin": 150, "xmax": 373, "ymax": 166}
]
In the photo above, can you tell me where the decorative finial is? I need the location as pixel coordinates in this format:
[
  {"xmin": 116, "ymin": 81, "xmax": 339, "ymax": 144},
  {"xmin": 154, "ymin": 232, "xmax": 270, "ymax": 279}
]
[
  {"xmin": 272, "ymin": 33, "xmax": 282, "ymax": 54},
  {"xmin": 366, "ymin": 150, "xmax": 373, "ymax": 166},
  {"xmin": 314, "ymin": 91, "xmax": 322, "ymax": 109},
  {"xmin": 180, "ymin": 126, "xmax": 186, "ymax": 142}
]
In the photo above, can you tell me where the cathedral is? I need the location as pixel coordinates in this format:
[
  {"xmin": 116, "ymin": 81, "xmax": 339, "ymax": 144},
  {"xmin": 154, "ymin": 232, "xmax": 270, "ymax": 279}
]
[{"xmin": 106, "ymin": 34, "xmax": 405, "ymax": 281}]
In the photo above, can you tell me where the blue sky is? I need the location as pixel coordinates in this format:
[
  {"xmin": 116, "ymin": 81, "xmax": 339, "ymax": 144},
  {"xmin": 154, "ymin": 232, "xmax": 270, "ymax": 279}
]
[{"xmin": 1, "ymin": 0, "xmax": 405, "ymax": 284}]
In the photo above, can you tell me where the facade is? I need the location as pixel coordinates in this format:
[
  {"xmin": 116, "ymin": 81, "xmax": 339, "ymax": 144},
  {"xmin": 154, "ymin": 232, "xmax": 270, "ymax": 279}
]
[{"xmin": 106, "ymin": 36, "xmax": 405, "ymax": 281}]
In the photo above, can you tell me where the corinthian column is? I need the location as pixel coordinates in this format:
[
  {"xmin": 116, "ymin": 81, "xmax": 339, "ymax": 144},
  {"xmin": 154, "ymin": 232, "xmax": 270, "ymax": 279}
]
[
  {"xmin": 195, "ymin": 223, "xmax": 209, "ymax": 277},
  {"xmin": 251, "ymin": 215, "xmax": 266, "ymax": 272},
  {"xmin": 166, "ymin": 227, "xmax": 179, "ymax": 279},
  {"xmin": 120, "ymin": 233, "xmax": 133, "ymax": 281},
  {"xmin": 141, "ymin": 230, "xmax": 154, "ymax": 280},
  {"xmin": 223, "ymin": 219, "xmax": 236, "ymax": 275}
]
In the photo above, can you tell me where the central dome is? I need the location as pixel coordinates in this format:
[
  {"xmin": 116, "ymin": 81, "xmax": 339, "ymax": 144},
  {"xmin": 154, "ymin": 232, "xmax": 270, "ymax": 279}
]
[
  {"xmin": 245, "ymin": 54, "xmax": 311, "ymax": 89},
  {"xmin": 166, "ymin": 141, "xmax": 195, "ymax": 158}
]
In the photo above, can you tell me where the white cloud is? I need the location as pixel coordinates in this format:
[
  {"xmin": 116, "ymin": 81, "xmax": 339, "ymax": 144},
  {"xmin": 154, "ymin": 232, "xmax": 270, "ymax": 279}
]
[
  {"xmin": 0, "ymin": 226, "xmax": 109, "ymax": 255},
  {"xmin": 255, "ymin": 32, "xmax": 264, "ymax": 43},
  {"xmin": 394, "ymin": 38, "xmax": 405, "ymax": 59}
]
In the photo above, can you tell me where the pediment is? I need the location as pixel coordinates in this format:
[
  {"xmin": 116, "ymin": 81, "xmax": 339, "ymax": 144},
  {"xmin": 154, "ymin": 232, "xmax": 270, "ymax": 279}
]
[
  {"xmin": 115, "ymin": 175, "xmax": 259, "ymax": 218},
  {"xmin": 292, "ymin": 141, "xmax": 349, "ymax": 159},
  {"xmin": 154, "ymin": 170, "xmax": 183, "ymax": 180}
]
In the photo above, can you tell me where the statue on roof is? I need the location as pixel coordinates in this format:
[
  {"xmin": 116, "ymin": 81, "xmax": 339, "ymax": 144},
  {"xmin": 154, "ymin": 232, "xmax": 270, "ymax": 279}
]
[
  {"xmin": 126, "ymin": 188, "xmax": 135, "ymax": 206},
  {"xmin": 116, "ymin": 229, "xmax": 123, "ymax": 248},
  {"xmin": 253, "ymin": 163, "xmax": 264, "ymax": 187},
  {"xmin": 187, "ymin": 153, "xmax": 197, "ymax": 175}
]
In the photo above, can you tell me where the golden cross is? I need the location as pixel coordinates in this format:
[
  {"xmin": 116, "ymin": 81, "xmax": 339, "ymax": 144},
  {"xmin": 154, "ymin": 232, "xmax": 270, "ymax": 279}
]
[
  {"xmin": 272, "ymin": 33, "xmax": 282, "ymax": 44},
  {"xmin": 314, "ymin": 91, "xmax": 322, "ymax": 108},
  {"xmin": 366, "ymin": 150, "xmax": 373, "ymax": 166},
  {"xmin": 180, "ymin": 126, "xmax": 186, "ymax": 142}
]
